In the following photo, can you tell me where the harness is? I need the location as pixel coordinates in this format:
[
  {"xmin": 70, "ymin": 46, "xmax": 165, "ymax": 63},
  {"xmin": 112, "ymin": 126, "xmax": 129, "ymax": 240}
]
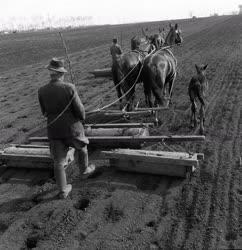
[{"xmin": 131, "ymin": 49, "xmax": 148, "ymax": 63}]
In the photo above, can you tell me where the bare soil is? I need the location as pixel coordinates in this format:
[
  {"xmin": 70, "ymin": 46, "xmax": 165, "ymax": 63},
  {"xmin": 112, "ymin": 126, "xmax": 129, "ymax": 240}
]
[{"xmin": 0, "ymin": 15, "xmax": 241, "ymax": 249}]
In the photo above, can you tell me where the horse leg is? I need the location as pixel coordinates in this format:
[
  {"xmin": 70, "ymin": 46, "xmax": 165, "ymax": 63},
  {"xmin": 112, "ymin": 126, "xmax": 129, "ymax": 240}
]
[
  {"xmin": 167, "ymin": 73, "xmax": 177, "ymax": 106},
  {"xmin": 190, "ymin": 100, "xmax": 197, "ymax": 128},
  {"xmin": 126, "ymin": 86, "xmax": 136, "ymax": 111},
  {"xmin": 112, "ymin": 65, "xmax": 123, "ymax": 110},
  {"xmin": 144, "ymin": 84, "xmax": 153, "ymax": 108},
  {"xmin": 151, "ymin": 86, "xmax": 165, "ymax": 126},
  {"xmin": 152, "ymin": 85, "xmax": 165, "ymax": 107},
  {"xmin": 197, "ymin": 92, "xmax": 205, "ymax": 135},
  {"xmin": 115, "ymin": 85, "xmax": 123, "ymax": 110},
  {"xmin": 199, "ymin": 103, "xmax": 205, "ymax": 135},
  {"xmin": 163, "ymin": 84, "xmax": 167, "ymax": 98}
]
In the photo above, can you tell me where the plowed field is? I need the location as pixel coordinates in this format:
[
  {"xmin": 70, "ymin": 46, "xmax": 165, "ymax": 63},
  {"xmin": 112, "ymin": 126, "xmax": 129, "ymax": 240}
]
[{"xmin": 0, "ymin": 15, "xmax": 241, "ymax": 249}]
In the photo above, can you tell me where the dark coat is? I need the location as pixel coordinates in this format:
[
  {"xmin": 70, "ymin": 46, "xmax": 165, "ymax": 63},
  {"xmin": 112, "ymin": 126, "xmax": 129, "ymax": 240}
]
[
  {"xmin": 38, "ymin": 79, "xmax": 88, "ymax": 143},
  {"xmin": 110, "ymin": 43, "xmax": 122, "ymax": 61}
]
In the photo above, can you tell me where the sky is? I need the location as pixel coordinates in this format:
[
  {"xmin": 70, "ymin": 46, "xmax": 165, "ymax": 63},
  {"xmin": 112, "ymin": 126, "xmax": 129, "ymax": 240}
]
[{"xmin": 0, "ymin": 0, "xmax": 241, "ymax": 28}]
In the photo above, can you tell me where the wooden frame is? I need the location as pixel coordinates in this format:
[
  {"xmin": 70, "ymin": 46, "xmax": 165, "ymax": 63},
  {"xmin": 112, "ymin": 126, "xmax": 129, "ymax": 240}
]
[{"xmin": 102, "ymin": 149, "xmax": 204, "ymax": 177}]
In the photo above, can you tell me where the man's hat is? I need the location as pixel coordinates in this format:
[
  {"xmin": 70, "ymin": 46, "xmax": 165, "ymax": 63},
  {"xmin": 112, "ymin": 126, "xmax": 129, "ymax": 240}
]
[
  {"xmin": 112, "ymin": 38, "xmax": 118, "ymax": 43},
  {"xmin": 46, "ymin": 58, "xmax": 67, "ymax": 73}
]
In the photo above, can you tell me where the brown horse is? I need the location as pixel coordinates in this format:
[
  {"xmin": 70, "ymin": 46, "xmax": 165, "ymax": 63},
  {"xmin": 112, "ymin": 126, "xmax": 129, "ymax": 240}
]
[
  {"xmin": 142, "ymin": 24, "xmax": 183, "ymax": 108},
  {"xmin": 111, "ymin": 28, "xmax": 158, "ymax": 111},
  {"xmin": 112, "ymin": 44, "xmax": 146, "ymax": 111},
  {"xmin": 188, "ymin": 64, "xmax": 208, "ymax": 134},
  {"xmin": 142, "ymin": 27, "xmax": 166, "ymax": 51}
]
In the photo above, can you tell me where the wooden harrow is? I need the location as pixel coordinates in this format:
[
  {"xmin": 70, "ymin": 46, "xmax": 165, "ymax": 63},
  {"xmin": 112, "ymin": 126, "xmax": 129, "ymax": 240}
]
[
  {"xmin": 0, "ymin": 122, "xmax": 205, "ymax": 178},
  {"xmin": 88, "ymin": 68, "xmax": 112, "ymax": 78},
  {"xmin": 102, "ymin": 149, "xmax": 204, "ymax": 178}
]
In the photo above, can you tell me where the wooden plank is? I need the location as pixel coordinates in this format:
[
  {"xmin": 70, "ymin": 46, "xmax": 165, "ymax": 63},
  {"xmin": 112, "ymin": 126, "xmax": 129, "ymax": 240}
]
[
  {"xmin": 84, "ymin": 123, "xmax": 154, "ymax": 128},
  {"xmin": 109, "ymin": 149, "xmax": 204, "ymax": 161},
  {"xmin": 4, "ymin": 160, "xmax": 52, "ymax": 169},
  {"xmin": 0, "ymin": 153, "xmax": 51, "ymax": 162},
  {"xmin": 28, "ymin": 135, "xmax": 205, "ymax": 144},
  {"xmin": 10, "ymin": 144, "xmax": 49, "ymax": 149},
  {"xmin": 88, "ymin": 68, "xmax": 112, "ymax": 77},
  {"xmin": 110, "ymin": 159, "xmax": 194, "ymax": 177},
  {"xmin": 85, "ymin": 127, "xmax": 147, "ymax": 137},
  {"xmin": 134, "ymin": 107, "xmax": 169, "ymax": 111},
  {"xmin": 0, "ymin": 146, "xmax": 75, "ymax": 169},
  {"xmin": 4, "ymin": 146, "xmax": 50, "ymax": 156},
  {"xmin": 112, "ymin": 149, "xmax": 192, "ymax": 158},
  {"xmin": 90, "ymin": 135, "xmax": 205, "ymax": 143},
  {"xmin": 103, "ymin": 110, "xmax": 153, "ymax": 116},
  {"xmin": 103, "ymin": 151, "xmax": 198, "ymax": 167}
]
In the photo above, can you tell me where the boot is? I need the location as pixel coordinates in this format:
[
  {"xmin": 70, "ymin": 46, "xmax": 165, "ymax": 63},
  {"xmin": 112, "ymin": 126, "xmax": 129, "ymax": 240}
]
[
  {"xmin": 54, "ymin": 165, "xmax": 72, "ymax": 199},
  {"xmin": 82, "ymin": 164, "xmax": 96, "ymax": 179},
  {"xmin": 76, "ymin": 146, "xmax": 96, "ymax": 179},
  {"xmin": 59, "ymin": 184, "xmax": 72, "ymax": 199}
]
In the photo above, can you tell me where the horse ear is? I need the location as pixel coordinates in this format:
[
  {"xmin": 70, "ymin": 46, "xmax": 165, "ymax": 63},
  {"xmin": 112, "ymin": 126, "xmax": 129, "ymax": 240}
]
[
  {"xmin": 175, "ymin": 23, "xmax": 178, "ymax": 30},
  {"xmin": 203, "ymin": 64, "xmax": 208, "ymax": 70},
  {"xmin": 195, "ymin": 64, "xmax": 200, "ymax": 73},
  {"xmin": 169, "ymin": 23, "xmax": 172, "ymax": 28}
]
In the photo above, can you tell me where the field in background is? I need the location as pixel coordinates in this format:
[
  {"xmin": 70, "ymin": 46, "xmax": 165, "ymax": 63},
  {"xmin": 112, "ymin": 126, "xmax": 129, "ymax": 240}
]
[{"xmin": 0, "ymin": 15, "xmax": 241, "ymax": 249}]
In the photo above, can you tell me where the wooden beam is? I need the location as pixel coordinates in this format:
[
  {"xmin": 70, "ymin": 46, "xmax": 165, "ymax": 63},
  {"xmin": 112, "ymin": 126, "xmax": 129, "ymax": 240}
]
[
  {"xmin": 4, "ymin": 146, "xmax": 50, "ymax": 156},
  {"xmin": 88, "ymin": 68, "xmax": 112, "ymax": 77},
  {"xmin": 2, "ymin": 160, "xmax": 52, "ymax": 169},
  {"xmin": 109, "ymin": 158, "xmax": 194, "ymax": 178},
  {"xmin": 103, "ymin": 110, "xmax": 153, "ymax": 116},
  {"xmin": 134, "ymin": 107, "xmax": 169, "ymax": 111},
  {"xmin": 103, "ymin": 151, "xmax": 199, "ymax": 167},
  {"xmin": 85, "ymin": 127, "xmax": 147, "ymax": 137},
  {"xmin": 0, "ymin": 153, "xmax": 51, "ymax": 163},
  {"xmin": 84, "ymin": 123, "xmax": 154, "ymax": 128},
  {"xmin": 104, "ymin": 149, "xmax": 203, "ymax": 177},
  {"xmin": 111, "ymin": 149, "xmax": 203, "ymax": 160},
  {"xmin": 0, "ymin": 146, "xmax": 74, "ymax": 169},
  {"xmin": 89, "ymin": 135, "xmax": 205, "ymax": 143},
  {"xmin": 28, "ymin": 135, "xmax": 205, "ymax": 144},
  {"xmin": 10, "ymin": 144, "xmax": 49, "ymax": 149}
]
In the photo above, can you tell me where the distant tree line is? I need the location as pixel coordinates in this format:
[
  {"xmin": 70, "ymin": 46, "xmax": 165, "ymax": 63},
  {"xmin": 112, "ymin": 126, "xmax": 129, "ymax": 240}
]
[{"xmin": 0, "ymin": 15, "xmax": 94, "ymax": 32}]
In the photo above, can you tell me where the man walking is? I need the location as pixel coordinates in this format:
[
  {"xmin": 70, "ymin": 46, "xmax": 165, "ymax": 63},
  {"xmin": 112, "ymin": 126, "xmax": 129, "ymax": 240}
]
[
  {"xmin": 110, "ymin": 38, "xmax": 122, "ymax": 92},
  {"xmin": 110, "ymin": 38, "xmax": 122, "ymax": 62},
  {"xmin": 38, "ymin": 58, "xmax": 95, "ymax": 199}
]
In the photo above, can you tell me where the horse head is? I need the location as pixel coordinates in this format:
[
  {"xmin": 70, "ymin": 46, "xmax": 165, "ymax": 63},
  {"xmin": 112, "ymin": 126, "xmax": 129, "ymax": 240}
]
[
  {"xmin": 141, "ymin": 27, "xmax": 165, "ymax": 50},
  {"xmin": 195, "ymin": 64, "xmax": 208, "ymax": 92},
  {"xmin": 131, "ymin": 35, "xmax": 141, "ymax": 50},
  {"xmin": 165, "ymin": 23, "xmax": 183, "ymax": 46}
]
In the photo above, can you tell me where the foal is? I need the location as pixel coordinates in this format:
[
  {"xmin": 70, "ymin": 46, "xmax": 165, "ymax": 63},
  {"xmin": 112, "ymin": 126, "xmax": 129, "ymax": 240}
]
[{"xmin": 188, "ymin": 64, "xmax": 208, "ymax": 134}]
